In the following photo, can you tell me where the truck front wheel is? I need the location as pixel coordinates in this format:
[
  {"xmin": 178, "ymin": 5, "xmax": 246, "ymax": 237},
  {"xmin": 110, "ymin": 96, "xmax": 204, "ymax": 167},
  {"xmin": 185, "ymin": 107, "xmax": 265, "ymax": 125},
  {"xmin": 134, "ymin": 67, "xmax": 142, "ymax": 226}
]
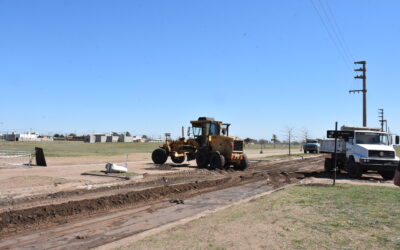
[{"xmin": 378, "ymin": 171, "xmax": 395, "ymax": 180}]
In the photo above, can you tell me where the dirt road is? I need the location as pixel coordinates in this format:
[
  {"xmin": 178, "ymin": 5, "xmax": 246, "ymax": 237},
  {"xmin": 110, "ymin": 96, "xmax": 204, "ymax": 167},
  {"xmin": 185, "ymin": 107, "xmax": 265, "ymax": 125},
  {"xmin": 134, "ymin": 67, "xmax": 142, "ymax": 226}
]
[
  {"xmin": 0, "ymin": 181, "xmax": 278, "ymax": 249},
  {"xmin": 0, "ymin": 156, "xmax": 324, "ymax": 249},
  {"xmin": 0, "ymin": 149, "xmax": 293, "ymax": 199}
]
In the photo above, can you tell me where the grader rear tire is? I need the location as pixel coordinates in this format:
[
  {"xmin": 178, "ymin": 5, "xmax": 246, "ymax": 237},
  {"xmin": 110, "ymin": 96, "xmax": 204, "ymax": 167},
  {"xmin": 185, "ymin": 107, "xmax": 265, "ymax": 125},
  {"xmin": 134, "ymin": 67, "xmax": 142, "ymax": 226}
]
[
  {"xmin": 210, "ymin": 152, "xmax": 225, "ymax": 170},
  {"xmin": 234, "ymin": 154, "xmax": 248, "ymax": 171},
  {"xmin": 196, "ymin": 150, "xmax": 209, "ymax": 168},
  {"xmin": 152, "ymin": 148, "xmax": 168, "ymax": 165}
]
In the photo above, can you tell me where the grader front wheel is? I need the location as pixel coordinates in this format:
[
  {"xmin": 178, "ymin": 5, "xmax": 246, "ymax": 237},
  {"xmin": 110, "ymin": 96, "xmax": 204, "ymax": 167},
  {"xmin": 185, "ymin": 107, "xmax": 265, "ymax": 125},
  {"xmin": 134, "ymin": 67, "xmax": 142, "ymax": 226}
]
[
  {"xmin": 152, "ymin": 148, "xmax": 168, "ymax": 165},
  {"xmin": 171, "ymin": 155, "xmax": 185, "ymax": 164}
]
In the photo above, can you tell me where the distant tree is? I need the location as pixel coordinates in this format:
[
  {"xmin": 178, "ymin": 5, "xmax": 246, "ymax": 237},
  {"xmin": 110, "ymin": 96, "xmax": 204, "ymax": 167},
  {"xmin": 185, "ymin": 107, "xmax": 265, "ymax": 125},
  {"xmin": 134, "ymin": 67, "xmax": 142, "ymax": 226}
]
[
  {"xmin": 112, "ymin": 132, "xmax": 119, "ymax": 136},
  {"xmin": 244, "ymin": 137, "xmax": 257, "ymax": 144},
  {"xmin": 271, "ymin": 134, "xmax": 278, "ymax": 148},
  {"xmin": 126, "ymin": 131, "xmax": 131, "ymax": 136},
  {"xmin": 302, "ymin": 128, "xmax": 310, "ymax": 143},
  {"xmin": 259, "ymin": 139, "xmax": 268, "ymax": 145},
  {"xmin": 59, "ymin": 134, "xmax": 65, "ymax": 138},
  {"xmin": 284, "ymin": 127, "xmax": 295, "ymax": 156},
  {"xmin": 142, "ymin": 135, "xmax": 148, "ymax": 139},
  {"xmin": 54, "ymin": 133, "xmax": 60, "ymax": 137},
  {"xmin": 68, "ymin": 133, "xmax": 77, "ymax": 137}
]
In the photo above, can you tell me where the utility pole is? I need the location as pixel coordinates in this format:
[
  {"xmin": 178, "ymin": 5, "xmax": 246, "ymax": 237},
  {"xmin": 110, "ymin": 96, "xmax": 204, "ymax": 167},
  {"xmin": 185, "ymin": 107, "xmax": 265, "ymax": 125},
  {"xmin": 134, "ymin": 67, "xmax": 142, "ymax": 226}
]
[
  {"xmin": 349, "ymin": 61, "xmax": 367, "ymax": 127},
  {"xmin": 378, "ymin": 108, "xmax": 387, "ymax": 132}
]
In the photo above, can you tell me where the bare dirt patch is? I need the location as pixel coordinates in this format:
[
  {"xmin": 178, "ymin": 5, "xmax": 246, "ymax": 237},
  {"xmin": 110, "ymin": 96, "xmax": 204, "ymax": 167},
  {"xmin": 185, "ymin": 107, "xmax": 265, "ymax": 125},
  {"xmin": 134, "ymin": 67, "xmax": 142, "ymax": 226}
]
[{"xmin": 0, "ymin": 157, "xmax": 324, "ymax": 239}]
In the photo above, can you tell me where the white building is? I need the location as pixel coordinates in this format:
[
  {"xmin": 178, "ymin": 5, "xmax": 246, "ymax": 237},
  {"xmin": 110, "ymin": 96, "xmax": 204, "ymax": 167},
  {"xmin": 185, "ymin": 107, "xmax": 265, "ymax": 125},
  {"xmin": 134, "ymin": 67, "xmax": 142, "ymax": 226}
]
[{"xmin": 4, "ymin": 132, "xmax": 40, "ymax": 141}]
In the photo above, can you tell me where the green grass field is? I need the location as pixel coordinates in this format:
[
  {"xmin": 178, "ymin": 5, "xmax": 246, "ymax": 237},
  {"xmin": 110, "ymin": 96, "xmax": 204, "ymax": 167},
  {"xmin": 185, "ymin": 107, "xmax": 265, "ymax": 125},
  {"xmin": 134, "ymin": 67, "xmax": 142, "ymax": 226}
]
[
  {"xmin": 0, "ymin": 141, "xmax": 163, "ymax": 157},
  {"xmin": 125, "ymin": 184, "xmax": 400, "ymax": 250},
  {"xmin": 245, "ymin": 143, "xmax": 302, "ymax": 154},
  {"xmin": 0, "ymin": 141, "xmax": 302, "ymax": 158}
]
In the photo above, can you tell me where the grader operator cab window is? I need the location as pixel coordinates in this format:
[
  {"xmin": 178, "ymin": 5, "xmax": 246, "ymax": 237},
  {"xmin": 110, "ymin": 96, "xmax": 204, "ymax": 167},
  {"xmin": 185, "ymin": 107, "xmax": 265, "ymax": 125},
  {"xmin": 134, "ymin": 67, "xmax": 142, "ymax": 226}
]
[
  {"xmin": 192, "ymin": 123, "xmax": 210, "ymax": 147},
  {"xmin": 209, "ymin": 123, "xmax": 220, "ymax": 135},
  {"xmin": 193, "ymin": 126, "xmax": 203, "ymax": 137},
  {"xmin": 221, "ymin": 124, "xmax": 229, "ymax": 136}
]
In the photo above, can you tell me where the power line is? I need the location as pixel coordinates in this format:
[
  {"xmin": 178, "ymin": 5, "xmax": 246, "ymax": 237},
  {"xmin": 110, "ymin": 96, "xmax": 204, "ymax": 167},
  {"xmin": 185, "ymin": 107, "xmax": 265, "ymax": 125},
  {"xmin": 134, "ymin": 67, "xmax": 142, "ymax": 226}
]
[
  {"xmin": 309, "ymin": 0, "xmax": 353, "ymax": 73},
  {"xmin": 317, "ymin": 0, "xmax": 353, "ymax": 63},
  {"xmin": 322, "ymin": 0, "xmax": 355, "ymax": 61}
]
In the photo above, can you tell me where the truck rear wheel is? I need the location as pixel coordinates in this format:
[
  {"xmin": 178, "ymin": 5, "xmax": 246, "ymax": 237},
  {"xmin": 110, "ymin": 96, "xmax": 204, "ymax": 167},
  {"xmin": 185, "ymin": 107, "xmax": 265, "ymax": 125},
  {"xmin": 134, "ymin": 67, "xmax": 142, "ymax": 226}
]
[
  {"xmin": 152, "ymin": 148, "xmax": 168, "ymax": 165},
  {"xmin": 378, "ymin": 171, "xmax": 395, "ymax": 180},
  {"xmin": 171, "ymin": 155, "xmax": 185, "ymax": 164},
  {"xmin": 347, "ymin": 158, "xmax": 362, "ymax": 179},
  {"xmin": 210, "ymin": 152, "xmax": 225, "ymax": 170},
  {"xmin": 324, "ymin": 158, "xmax": 333, "ymax": 172}
]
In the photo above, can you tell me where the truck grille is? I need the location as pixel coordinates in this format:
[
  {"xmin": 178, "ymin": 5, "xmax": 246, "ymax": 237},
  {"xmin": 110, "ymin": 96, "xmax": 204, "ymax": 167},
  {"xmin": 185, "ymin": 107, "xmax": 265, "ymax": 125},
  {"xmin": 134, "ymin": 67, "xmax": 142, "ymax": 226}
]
[
  {"xmin": 233, "ymin": 140, "xmax": 243, "ymax": 152},
  {"xmin": 369, "ymin": 150, "xmax": 395, "ymax": 159}
]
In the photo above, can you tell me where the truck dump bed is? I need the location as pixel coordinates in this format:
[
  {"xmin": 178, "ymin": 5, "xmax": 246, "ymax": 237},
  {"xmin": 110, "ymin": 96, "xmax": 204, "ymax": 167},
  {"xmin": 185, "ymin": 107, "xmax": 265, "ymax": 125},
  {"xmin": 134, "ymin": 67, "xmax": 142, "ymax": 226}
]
[{"xmin": 320, "ymin": 139, "xmax": 346, "ymax": 154}]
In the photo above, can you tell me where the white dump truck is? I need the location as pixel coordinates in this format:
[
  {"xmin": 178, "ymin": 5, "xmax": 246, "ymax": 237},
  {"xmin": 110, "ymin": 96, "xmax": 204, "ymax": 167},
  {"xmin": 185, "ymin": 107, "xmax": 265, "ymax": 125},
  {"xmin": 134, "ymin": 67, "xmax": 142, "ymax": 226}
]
[{"xmin": 320, "ymin": 126, "xmax": 400, "ymax": 179}]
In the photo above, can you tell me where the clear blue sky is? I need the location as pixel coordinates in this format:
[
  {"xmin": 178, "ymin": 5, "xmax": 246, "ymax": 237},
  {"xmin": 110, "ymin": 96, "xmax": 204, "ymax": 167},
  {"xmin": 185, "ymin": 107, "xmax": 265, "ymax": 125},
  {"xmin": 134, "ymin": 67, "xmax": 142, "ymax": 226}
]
[{"xmin": 1, "ymin": 0, "xmax": 400, "ymax": 140}]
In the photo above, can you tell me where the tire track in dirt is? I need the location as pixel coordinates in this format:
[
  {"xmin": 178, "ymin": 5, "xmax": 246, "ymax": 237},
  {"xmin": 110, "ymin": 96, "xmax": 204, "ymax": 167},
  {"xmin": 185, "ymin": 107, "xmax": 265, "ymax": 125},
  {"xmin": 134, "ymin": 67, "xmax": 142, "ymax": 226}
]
[{"xmin": 0, "ymin": 156, "xmax": 324, "ymax": 239}]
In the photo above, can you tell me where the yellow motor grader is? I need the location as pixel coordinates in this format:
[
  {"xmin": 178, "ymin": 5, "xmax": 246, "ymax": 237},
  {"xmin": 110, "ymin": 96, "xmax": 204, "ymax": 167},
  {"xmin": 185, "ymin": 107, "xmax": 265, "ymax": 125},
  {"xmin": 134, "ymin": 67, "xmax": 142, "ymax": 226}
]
[{"xmin": 151, "ymin": 117, "xmax": 248, "ymax": 170}]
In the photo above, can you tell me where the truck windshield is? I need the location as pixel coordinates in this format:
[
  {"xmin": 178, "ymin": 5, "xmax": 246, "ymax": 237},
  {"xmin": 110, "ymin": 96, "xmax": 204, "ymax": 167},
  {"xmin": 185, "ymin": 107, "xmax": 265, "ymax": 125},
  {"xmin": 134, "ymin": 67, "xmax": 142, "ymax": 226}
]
[{"xmin": 355, "ymin": 132, "xmax": 388, "ymax": 145}]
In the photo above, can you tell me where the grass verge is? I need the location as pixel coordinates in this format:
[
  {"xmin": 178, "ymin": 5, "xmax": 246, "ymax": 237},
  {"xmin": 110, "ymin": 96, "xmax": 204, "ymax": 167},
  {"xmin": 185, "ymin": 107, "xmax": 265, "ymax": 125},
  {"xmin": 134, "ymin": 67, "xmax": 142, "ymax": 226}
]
[
  {"xmin": 0, "ymin": 141, "xmax": 162, "ymax": 157},
  {"xmin": 264, "ymin": 153, "xmax": 311, "ymax": 158},
  {"xmin": 119, "ymin": 184, "xmax": 400, "ymax": 250}
]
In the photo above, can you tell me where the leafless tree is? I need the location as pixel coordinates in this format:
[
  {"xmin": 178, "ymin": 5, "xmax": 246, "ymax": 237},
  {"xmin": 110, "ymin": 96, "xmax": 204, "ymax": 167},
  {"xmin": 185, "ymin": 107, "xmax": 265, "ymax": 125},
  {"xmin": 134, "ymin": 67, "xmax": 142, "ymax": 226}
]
[
  {"xmin": 283, "ymin": 127, "xmax": 295, "ymax": 156},
  {"xmin": 271, "ymin": 134, "xmax": 278, "ymax": 148},
  {"xmin": 302, "ymin": 128, "xmax": 310, "ymax": 143}
]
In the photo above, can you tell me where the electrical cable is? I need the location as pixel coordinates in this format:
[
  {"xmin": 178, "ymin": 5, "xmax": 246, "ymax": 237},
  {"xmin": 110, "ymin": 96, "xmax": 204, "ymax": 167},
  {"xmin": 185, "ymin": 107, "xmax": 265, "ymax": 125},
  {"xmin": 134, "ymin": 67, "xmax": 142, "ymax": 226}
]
[{"xmin": 309, "ymin": 0, "xmax": 353, "ymax": 74}]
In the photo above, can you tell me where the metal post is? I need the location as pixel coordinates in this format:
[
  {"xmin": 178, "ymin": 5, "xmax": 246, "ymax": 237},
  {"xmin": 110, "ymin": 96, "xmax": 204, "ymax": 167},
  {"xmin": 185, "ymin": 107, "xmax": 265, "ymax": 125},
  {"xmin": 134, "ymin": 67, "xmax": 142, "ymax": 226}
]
[{"xmin": 333, "ymin": 121, "xmax": 338, "ymax": 186}]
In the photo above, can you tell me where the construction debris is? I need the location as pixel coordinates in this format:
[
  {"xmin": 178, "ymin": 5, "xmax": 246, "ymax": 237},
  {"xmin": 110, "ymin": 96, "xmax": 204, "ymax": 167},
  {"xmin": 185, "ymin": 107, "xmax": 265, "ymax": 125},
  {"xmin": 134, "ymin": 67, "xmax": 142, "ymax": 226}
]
[
  {"xmin": 35, "ymin": 147, "xmax": 47, "ymax": 167},
  {"xmin": 105, "ymin": 163, "xmax": 128, "ymax": 173}
]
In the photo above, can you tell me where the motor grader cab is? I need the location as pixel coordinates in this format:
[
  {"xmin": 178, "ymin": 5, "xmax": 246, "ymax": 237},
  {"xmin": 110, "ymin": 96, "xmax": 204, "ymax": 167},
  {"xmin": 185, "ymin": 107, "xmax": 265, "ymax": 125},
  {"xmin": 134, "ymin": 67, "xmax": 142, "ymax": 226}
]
[{"xmin": 151, "ymin": 117, "xmax": 248, "ymax": 170}]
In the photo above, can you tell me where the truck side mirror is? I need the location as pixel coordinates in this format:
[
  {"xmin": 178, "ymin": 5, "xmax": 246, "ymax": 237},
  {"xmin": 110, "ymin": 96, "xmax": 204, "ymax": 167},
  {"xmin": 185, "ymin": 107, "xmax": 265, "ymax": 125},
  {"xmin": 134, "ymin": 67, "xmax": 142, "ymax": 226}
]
[
  {"xmin": 187, "ymin": 127, "xmax": 191, "ymax": 137},
  {"xmin": 396, "ymin": 136, "xmax": 399, "ymax": 145}
]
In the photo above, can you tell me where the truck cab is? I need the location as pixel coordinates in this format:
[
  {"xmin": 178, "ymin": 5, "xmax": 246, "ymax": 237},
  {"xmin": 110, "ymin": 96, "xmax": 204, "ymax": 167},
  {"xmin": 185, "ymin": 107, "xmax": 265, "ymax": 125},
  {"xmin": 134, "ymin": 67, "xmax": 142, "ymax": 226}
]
[
  {"xmin": 321, "ymin": 126, "xmax": 400, "ymax": 179},
  {"xmin": 303, "ymin": 139, "xmax": 320, "ymax": 154}
]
